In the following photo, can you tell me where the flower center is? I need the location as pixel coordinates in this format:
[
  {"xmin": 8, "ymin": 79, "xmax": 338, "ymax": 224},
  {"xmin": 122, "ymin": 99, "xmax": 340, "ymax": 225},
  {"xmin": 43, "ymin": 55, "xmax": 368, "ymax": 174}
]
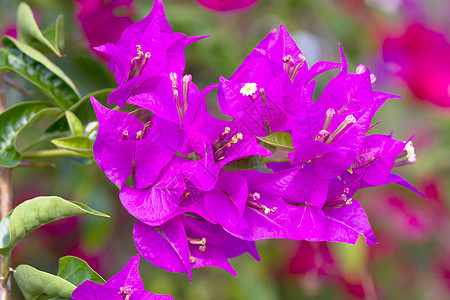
[
  {"xmin": 246, "ymin": 192, "xmax": 277, "ymax": 215},
  {"xmin": 121, "ymin": 121, "xmax": 153, "ymax": 141},
  {"xmin": 118, "ymin": 286, "xmax": 133, "ymax": 300},
  {"xmin": 316, "ymin": 108, "xmax": 356, "ymax": 144},
  {"xmin": 283, "ymin": 53, "xmax": 306, "ymax": 82},
  {"xmin": 315, "ymin": 109, "xmax": 355, "ymax": 144},
  {"xmin": 324, "ymin": 187, "xmax": 352, "ymax": 210},
  {"xmin": 127, "ymin": 45, "xmax": 151, "ymax": 81},
  {"xmin": 188, "ymin": 236, "xmax": 207, "ymax": 263},
  {"xmin": 212, "ymin": 127, "xmax": 243, "ymax": 161},
  {"xmin": 170, "ymin": 73, "xmax": 192, "ymax": 126},
  {"xmin": 240, "ymin": 82, "xmax": 258, "ymax": 101}
]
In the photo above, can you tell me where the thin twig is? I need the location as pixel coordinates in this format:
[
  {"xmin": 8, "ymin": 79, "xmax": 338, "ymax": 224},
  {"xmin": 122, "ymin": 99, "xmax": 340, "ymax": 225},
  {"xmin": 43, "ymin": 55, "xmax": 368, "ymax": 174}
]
[
  {"xmin": 18, "ymin": 161, "xmax": 56, "ymax": 168},
  {"xmin": 0, "ymin": 73, "xmax": 12, "ymax": 300},
  {"xmin": 4, "ymin": 75, "xmax": 33, "ymax": 96}
]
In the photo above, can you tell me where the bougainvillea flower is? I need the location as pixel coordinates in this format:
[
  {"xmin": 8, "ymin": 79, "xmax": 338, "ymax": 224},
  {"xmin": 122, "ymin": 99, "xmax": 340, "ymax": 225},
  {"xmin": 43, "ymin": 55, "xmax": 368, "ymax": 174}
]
[
  {"xmin": 195, "ymin": 0, "xmax": 260, "ymax": 12},
  {"xmin": 383, "ymin": 23, "xmax": 450, "ymax": 107},
  {"xmin": 318, "ymin": 199, "xmax": 378, "ymax": 246},
  {"xmin": 72, "ymin": 254, "xmax": 173, "ymax": 299},
  {"xmin": 126, "ymin": 73, "xmax": 218, "ymax": 153},
  {"xmin": 133, "ymin": 215, "xmax": 260, "ymax": 280},
  {"xmin": 343, "ymin": 134, "xmax": 411, "ymax": 187},
  {"xmin": 119, "ymin": 157, "xmax": 186, "ymax": 226},
  {"xmin": 181, "ymin": 111, "xmax": 272, "ymax": 190},
  {"xmin": 75, "ymin": 0, "xmax": 135, "ymax": 61},
  {"xmin": 204, "ymin": 168, "xmax": 301, "ymax": 240},
  {"xmin": 94, "ymin": 0, "xmax": 207, "ymax": 107},
  {"xmin": 91, "ymin": 97, "xmax": 173, "ymax": 189},
  {"xmin": 217, "ymin": 25, "xmax": 342, "ymax": 130},
  {"xmin": 290, "ymin": 88, "xmax": 373, "ymax": 179}
]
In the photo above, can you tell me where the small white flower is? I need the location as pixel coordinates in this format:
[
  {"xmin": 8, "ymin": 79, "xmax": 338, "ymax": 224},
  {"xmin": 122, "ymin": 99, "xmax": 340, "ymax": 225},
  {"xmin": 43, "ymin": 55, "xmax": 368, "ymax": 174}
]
[
  {"xmin": 404, "ymin": 141, "xmax": 417, "ymax": 163},
  {"xmin": 240, "ymin": 82, "xmax": 257, "ymax": 97}
]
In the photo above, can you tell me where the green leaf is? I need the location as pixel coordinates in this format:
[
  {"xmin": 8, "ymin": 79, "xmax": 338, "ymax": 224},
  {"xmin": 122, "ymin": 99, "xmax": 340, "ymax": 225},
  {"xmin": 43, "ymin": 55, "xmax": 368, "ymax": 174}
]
[
  {"xmin": 224, "ymin": 156, "xmax": 272, "ymax": 172},
  {"xmin": 65, "ymin": 111, "xmax": 83, "ymax": 136},
  {"xmin": 0, "ymin": 36, "xmax": 80, "ymax": 109},
  {"xmin": 17, "ymin": 3, "xmax": 64, "ymax": 57},
  {"xmin": 0, "ymin": 196, "xmax": 109, "ymax": 256},
  {"xmin": 14, "ymin": 264, "xmax": 76, "ymax": 300},
  {"xmin": 258, "ymin": 131, "xmax": 295, "ymax": 152},
  {"xmin": 51, "ymin": 136, "xmax": 93, "ymax": 154},
  {"xmin": 57, "ymin": 256, "xmax": 105, "ymax": 286},
  {"xmin": 0, "ymin": 101, "xmax": 60, "ymax": 167},
  {"xmin": 42, "ymin": 15, "xmax": 65, "ymax": 55},
  {"xmin": 45, "ymin": 88, "xmax": 113, "ymax": 136}
]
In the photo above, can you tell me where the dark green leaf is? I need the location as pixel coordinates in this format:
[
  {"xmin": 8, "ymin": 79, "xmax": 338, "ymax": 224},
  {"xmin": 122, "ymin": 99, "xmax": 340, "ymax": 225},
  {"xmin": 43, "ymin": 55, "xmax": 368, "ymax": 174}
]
[
  {"xmin": 258, "ymin": 131, "xmax": 295, "ymax": 152},
  {"xmin": 51, "ymin": 136, "xmax": 93, "ymax": 154},
  {"xmin": 0, "ymin": 196, "xmax": 109, "ymax": 256},
  {"xmin": 17, "ymin": 2, "xmax": 64, "ymax": 56},
  {"xmin": 45, "ymin": 88, "xmax": 113, "ymax": 136},
  {"xmin": 14, "ymin": 264, "xmax": 75, "ymax": 300},
  {"xmin": 57, "ymin": 256, "xmax": 105, "ymax": 286},
  {"xmin": 0, "ymin": 101, "xmax": 60, "ymax": 167},
  {"xmin": 0, "ymin": 36, "xmax": 80, "ymax": 109},
  {"xmin": 65, "ymin": 111, "xmax": 83, "ymax": 136}
]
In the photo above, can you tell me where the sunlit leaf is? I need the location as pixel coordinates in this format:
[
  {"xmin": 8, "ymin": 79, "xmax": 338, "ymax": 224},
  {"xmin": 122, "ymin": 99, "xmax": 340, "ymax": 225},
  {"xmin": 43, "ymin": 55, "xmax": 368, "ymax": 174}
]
[
  {"xmin": 0, "ymin": 196, "xmax": 109, "ymax": 256},
  {"xmin": 51, "ymin": 136, "xmax": 93, "ymax": 155},
  {"xmin": 57, "ymin": 256, "xmax": 105, "ymax": 286},
  {"xmin": 65, "ymin": 111, "xmax": 83, "ymax": 136},
  {"xmin": 17, "ymin": 2, "xmax": 64, "ymax": 56},
  {"xmin": 14, "ymin": 264, "xmax": 75, "ymax": 300}
]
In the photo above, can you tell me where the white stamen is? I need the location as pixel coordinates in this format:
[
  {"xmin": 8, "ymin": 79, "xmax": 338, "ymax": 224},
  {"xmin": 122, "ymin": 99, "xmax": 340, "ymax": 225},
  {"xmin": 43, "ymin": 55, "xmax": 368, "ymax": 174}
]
[{"xmin": 404, "ymin": 141, "xmax": 417, "ymax": 163}]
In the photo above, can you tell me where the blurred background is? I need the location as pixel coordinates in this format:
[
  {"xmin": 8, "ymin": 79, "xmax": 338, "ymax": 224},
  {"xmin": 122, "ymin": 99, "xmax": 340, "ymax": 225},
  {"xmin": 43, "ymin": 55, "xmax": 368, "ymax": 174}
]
[{"xmin": 1, "ymin": 0, "xmax": 449, "ymax": 299}]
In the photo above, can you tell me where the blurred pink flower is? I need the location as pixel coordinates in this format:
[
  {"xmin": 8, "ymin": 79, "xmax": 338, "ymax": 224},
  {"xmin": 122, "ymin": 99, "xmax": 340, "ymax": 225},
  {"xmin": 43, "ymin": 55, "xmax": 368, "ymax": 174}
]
[
  {"xmin": 383, "ymin": 23, "xmax": 450, "ymax": 107},
  {"xmin": 194, "ymin": 0, "xmax": 260, "ymax": 12},
  {"xmin": 75, "ymin": 0, "xmax": 135, "ymax": 60}
]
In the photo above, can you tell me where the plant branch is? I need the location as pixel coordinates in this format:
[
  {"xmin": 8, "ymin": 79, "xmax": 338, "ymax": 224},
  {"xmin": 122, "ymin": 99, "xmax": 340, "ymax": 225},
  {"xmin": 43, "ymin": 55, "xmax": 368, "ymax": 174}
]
[{"xmin": 0, "ymin": 73, "xmax": 12, "ymax": 300}]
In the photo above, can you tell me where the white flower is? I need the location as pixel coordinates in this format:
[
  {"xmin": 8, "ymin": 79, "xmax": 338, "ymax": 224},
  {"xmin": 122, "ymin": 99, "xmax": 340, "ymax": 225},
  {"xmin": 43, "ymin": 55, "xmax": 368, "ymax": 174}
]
[{"xmin": 240, "ymin": 82, "xmax": 257, "ymax": 96}]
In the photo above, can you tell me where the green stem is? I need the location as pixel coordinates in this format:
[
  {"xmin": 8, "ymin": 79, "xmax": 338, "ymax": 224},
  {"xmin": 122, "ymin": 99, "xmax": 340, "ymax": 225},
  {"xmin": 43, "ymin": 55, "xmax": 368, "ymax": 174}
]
[
  {"xmin": 22, "ymin": 149, "xmax": 92, "ymax": 159},
  {"xmin": 0, "ymin": 257, "xmax": 8, "ymax": 279}
]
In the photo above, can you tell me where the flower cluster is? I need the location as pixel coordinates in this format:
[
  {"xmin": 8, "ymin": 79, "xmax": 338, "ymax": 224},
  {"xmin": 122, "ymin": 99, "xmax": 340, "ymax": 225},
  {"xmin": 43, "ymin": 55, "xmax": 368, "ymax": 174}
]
[{"xmin": 92, "ymin": 0, "xmax": 421, "ymax": 280}]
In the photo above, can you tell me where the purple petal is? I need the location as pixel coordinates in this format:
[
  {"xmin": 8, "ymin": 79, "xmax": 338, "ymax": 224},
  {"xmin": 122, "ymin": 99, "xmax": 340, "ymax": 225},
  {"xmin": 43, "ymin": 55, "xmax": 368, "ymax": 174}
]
[
  {"xmin": 72, "ymin": 280, "xmax": 120, "ymax": 299},
  {"xmin": 317, "ymin": 200, "xmax": 378, "ymax": 246},
  {"xmin": 120, "ymin": 160, "xmax": 186, "ymax": 225},
  {"xmin": 204, "ymin": 171, "xmax": 248, "ymax": 229},
  {"xmin": 134, "ymin": 218, "xmax": 192, "ymax": 280}
]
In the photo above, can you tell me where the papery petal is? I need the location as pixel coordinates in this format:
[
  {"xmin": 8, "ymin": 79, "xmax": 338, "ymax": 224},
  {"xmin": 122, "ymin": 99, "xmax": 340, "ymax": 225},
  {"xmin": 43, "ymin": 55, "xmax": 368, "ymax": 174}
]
[
  {"xmin": 120, "ymin": 160, "xmax": 186, "ymax": 225},
  {"xmin": 134, "ymin": 218, "xmax": 192, "ymax": 280},
  {"xmin": 104, "ymin": 254, "xmax": 143, "ymax": 291},
  {"xmin": 314, "ymin": 200, "xmax": 378, "ymax": 246},
  {"xmin": 72, "ymin": 280, "xmax": 120, "ymax": 299},
  {"xmin": 287, "ymin": 206, "xmax": 327, "ymax": 240},
  {"xmin": 204, "ymin": 171, "xmax": 248, "ymax": 229}
]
